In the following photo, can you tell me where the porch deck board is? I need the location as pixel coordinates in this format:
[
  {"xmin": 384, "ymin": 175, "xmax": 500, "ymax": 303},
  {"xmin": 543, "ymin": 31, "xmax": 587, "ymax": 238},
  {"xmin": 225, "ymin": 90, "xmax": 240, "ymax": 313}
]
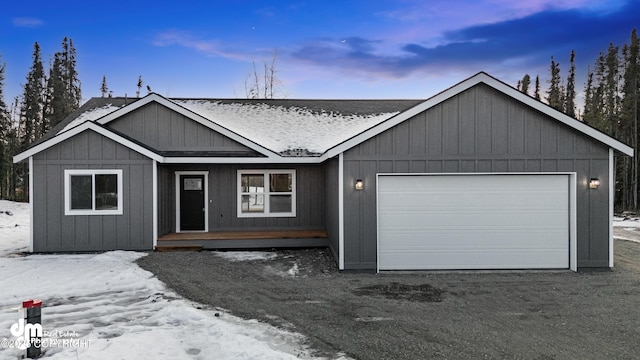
[{"xmin": 158, "ymin": 230, "xmax": 328, "ymax": 241}]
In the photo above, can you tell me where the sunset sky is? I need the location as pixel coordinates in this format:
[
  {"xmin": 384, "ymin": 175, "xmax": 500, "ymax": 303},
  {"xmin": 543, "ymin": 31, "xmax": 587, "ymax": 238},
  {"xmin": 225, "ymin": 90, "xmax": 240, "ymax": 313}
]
[{"xmin": 0, "ymin": 0, "xmax": 637, "ymax": 105}]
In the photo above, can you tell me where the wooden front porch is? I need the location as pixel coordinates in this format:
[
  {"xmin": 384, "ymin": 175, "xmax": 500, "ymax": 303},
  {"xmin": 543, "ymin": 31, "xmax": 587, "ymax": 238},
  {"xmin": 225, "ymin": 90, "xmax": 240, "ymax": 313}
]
[{"xmin": 156, "ymin": 230, "xmax": 329, "ymax": 251}]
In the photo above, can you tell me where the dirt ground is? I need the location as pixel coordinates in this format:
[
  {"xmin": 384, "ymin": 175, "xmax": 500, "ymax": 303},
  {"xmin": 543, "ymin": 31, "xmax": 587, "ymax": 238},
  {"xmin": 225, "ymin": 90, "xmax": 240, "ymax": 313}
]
[{"xmin": 138, "ymin": 237, "xmax": 640, "ymax": 360}]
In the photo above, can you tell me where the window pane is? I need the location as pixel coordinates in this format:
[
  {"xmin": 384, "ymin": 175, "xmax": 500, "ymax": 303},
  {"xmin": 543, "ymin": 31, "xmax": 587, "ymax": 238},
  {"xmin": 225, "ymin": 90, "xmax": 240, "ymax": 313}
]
[
  {"xmin": 270, "ymin": 174, "xmax": 292, "ymax": 192},
  {"xmin": 270, "ymin": 195, "xmax": 292, "ymax": 213},
  {"xmin": 95, "ymin": 174, "xmax": 118, "ymax": 210},
  {"xmin": 241, "ymin": 175, "xmax": 264, "ymax": 193},
  {"xmin": 70, "ymin": 175, "xmax": 92, "ymax": 210},
  {"xmin": 241, "ymin": 194, "xmax": 264, "ymax": 213}
]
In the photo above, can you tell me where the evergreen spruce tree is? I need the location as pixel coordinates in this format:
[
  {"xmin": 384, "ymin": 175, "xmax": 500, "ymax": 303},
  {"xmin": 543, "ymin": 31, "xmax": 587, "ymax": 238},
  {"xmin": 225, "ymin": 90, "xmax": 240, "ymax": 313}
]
[
  {"xmin": 546, "ymin": 57, "xmax": 563, "ymax": 111},
  {"xmin": 583, "ymin": 66, "xmax": 595, "ymax": 123},
  {"xmin": 621, "ymin": 29, "xmax": 639, "ymax": 209},
  {"xmin": 20, "ymin": 42, "xmax": 45, "ymax": 149},
  {"xmin": 136, "ymin": 75, "xmax": 143, "ymax": 97},
  {"xmin": 18, "ymin": 42, "xmax": 46, "ymax": 201},
  {"xmin": 47, "ymin": 37, "xmax": 82, "ymax": 130},
  {"xmin": 534, "ymin": 75, "xmax": 541, "ymax": 100},
  {"xmin": 565, "ymin": 50, "xmax": 577, "ymax": 117},
  {"xmin": 0, "ymin": 56, "xmax": 10, "ymax": 198},
  {"xmin": 100, "ymin": 75, "xmax": 109, "ymax": 97},
  {"xmin": 520, "ymin": 74, "xmax": 531, "ymax": 95}
]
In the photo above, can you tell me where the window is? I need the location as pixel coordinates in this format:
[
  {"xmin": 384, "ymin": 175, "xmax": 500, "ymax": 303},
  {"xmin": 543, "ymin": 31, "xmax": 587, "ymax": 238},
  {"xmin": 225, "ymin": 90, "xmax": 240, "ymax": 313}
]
[
  {"xmin": 238, "ymin": 170, "xmax": 295, "ymax": 217},
  {"xmin": 65, "ymin": 170, "xmax": 123, "ymax": 215}
]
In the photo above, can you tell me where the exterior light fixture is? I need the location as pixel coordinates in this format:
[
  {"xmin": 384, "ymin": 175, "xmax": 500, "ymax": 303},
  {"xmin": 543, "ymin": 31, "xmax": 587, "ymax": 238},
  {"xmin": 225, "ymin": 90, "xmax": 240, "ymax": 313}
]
[
  {"xmin": 355, "ymin": 179, "xmax": 364, "ymax": 190},
  {"xmin": 589, "ymin": 178, "xmax": 600, "ymax": 189}
]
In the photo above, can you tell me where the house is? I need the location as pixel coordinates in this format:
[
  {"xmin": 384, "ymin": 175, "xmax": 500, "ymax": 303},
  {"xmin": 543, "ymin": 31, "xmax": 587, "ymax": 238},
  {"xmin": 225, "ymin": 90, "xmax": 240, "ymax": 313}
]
[{"xmin": 14, "ymin": 72, "xmax": 633, "ymax": 271}]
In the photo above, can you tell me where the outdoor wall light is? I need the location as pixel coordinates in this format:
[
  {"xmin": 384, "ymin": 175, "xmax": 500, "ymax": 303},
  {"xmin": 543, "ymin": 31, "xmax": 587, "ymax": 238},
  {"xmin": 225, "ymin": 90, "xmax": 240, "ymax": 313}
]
[
  {"xmin": 355, "ymin": 179, "xmax": 364, "ymax": 190},
  {"xmin": 589, "ymin": 178, "xmax": 601, "ymax": 189}
]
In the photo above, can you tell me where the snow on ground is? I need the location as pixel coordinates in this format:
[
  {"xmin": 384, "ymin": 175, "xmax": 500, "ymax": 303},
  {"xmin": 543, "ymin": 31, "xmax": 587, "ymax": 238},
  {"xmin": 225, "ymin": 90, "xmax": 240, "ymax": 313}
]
[
  {"xmin": 613, "ymin": 215, "xmax": 640, "ymax": 228},
  {"xmin": 213, "ymin": 251, "xmax": 278, "ymax": 262},
  {"xmin": 0, "ymin": 200, "xmax": 335, "ymax": 359},
  {"xmin": 0, "ymin": 201, "xmax": 29, "ymax": 257}
]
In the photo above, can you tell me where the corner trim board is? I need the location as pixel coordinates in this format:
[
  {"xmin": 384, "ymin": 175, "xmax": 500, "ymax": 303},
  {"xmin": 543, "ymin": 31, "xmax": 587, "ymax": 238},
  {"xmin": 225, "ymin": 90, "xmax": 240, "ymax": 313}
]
[
  {"xmin": 338, "ymin": 153, "xmax": 345, "ymax": 270},
  {"xmin": 152, "ymin": 160, "xmax": 158, "ymax": 248},
  {"xmin": 29, "ymin": 156, "xmax": 33, "ymax": 253},
  {"xmin": 609, "ymin": 148, "xmax": 614, "ymax": 267}
]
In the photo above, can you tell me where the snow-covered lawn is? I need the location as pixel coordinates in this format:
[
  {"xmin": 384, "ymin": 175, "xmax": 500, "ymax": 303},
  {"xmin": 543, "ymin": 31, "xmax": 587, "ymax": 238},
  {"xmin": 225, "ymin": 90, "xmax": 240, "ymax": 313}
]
[
  {"xmin": 613, "ymin": 215, "xmax": 640, "ymax": 228},
  {"xmin": 0, "ymin": 200, "xmax": 330, "ymax": 359}
]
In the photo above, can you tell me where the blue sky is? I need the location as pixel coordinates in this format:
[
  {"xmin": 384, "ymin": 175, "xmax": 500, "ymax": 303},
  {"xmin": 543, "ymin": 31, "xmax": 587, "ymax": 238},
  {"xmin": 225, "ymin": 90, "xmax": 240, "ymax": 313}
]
[{"xmin": 0, "ymin": 0, "xmax": 637, "ymax": 105}]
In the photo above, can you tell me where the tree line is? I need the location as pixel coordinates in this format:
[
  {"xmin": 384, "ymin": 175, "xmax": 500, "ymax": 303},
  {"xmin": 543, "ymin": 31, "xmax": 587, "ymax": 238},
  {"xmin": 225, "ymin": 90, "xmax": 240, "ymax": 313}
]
[
  {"xmin": 517, "ymin": 28, "xmax": 639, "ymax": 211},
  {"xmin": 0, "ymin": 38, "xmax": 82, "ymax": 201}
]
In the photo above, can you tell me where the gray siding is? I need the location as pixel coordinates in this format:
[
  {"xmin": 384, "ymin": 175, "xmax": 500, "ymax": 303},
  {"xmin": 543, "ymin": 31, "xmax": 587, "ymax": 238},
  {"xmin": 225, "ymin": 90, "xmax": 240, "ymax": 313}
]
[
  {"xmin": 33, "ymin": 130, "xmax": 154, "ymax": 252},
  {"xmin": 108, "ymin": 102, "xmax": 256, "ymax": 153},
  {"xmin": 157, "ymin": 165, "xmax": 175, "ymax": 237},
  {"xmin": 343, "ymin": 84, "xmax": 611, "ymax": 269},
  {"xmin": 158, "ymin": 164, "xmax": 325, "ymax": 233},
  {"xmin": 324, "ymin": 157, "xmax": 340, "ymax": 261}
]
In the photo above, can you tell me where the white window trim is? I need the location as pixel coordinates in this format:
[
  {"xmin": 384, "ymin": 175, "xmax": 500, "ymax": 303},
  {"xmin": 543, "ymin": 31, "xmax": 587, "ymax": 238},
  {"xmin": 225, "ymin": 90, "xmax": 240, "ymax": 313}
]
[
  {"xmin": 64, "ymin": 169, "xmax": 123, "ymax": 216},
  {"xmin": 237, "ymin": 169, "xmax": 296, "ymax": 218}
]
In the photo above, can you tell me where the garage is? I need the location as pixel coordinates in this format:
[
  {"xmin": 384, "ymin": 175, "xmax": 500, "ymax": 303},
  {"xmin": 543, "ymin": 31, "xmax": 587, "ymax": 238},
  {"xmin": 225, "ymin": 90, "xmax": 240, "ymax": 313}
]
[{"xmin": 377, "ymin": 174, "xmax": 575, "ymax": 271}]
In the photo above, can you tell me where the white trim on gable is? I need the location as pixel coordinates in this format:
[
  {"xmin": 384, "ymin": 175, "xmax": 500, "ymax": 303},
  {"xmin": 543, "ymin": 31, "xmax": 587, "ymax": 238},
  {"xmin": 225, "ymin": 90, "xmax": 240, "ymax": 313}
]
[
  {"xmin": 95, "ymin": 93, "xmax": 281, "ymax": 160},
  {"xmin": 13, "ymin": 122, "xmax": 163, "ymax": 163},
  {"xmin": 323, "ymin": 72, "xmax": 634, "ymax": 159}
]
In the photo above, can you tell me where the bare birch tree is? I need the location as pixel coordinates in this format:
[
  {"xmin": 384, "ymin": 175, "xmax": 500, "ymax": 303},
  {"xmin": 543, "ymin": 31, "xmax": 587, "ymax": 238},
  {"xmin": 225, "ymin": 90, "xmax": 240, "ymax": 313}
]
[{"xmin": 245, "ymin": 49, "xmax": 283, "ymax": 99}]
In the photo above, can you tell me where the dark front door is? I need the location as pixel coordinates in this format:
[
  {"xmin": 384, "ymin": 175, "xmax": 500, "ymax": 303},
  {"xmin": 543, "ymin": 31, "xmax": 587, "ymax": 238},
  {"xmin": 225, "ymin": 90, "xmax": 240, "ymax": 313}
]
[{"xmin": 179, "ymin": 175, "xmax": 205, "ymax": 231}]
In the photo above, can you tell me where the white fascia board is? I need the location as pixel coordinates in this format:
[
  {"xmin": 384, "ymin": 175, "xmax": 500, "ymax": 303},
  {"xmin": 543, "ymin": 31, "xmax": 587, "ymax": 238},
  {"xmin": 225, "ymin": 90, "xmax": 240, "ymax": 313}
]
[
  {"xmin": 96, "ymin": 93, "xmax": 281, "ymax": 159},
  {"xmin": 323, "ymin": 72, "xmax": 634, "ymax": 159},
  {"xmin": 13, "ymin": 122, "xmax": 163, "ymax": 163}
]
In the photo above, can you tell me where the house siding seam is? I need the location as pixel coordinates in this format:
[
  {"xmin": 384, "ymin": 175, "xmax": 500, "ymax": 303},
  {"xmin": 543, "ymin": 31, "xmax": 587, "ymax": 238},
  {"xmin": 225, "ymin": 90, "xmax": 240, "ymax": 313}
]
[
  {"xmin": 32, "ymin": 130, "xmax": 154, "ymax": 252},
  {"xmin": 342, "ymin": 84, "xmax": 611, "ymax": 270}
]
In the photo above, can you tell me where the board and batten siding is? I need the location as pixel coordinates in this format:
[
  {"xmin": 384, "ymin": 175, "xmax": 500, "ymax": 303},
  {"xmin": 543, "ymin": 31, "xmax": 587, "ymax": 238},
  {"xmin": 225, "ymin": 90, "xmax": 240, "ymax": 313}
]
[
  {"xmin": 32, "ymin": 129, "xmax": 154, "ymax": 252},
  {"xmin": 158, "ymin": 164, "xmax": 326, "ymax": 233},
  {"xmin": 157, "ymin": 165, "xmax": 175, "ymax": 237},
  {"xmin": 107, "ymin": 102, "xmax": 257, "ymax": 154},
  {"xmin": 343, "ymin": 84, "xmax": 610, "ymax": 270},
  {"xmin": 323, "ymin": 157, "xmax": 340, "ymax": 260}
]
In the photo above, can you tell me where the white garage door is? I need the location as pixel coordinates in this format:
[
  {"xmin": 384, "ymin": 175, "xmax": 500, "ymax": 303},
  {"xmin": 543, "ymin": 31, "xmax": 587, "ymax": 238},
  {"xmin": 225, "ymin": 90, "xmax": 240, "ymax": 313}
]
[{"xmin": 377, "ymin": 174, "xmax": 570, "ymax": 270}]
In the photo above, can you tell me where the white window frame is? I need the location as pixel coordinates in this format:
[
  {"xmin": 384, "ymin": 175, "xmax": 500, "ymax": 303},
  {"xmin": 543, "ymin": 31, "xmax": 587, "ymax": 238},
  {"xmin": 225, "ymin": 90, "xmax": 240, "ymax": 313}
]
[
  {"xmin": 237, "ymin": 169, "xmax": 296, "ymax": 218},
  {"xmin": 64, "ymin": 169, "xmax": 123, "ymax": 215}
]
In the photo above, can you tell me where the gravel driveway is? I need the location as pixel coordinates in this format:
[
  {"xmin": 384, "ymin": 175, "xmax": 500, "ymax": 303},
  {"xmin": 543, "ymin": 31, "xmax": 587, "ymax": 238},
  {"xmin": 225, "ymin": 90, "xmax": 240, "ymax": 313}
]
[{"xmin": 138, "ymin": 238, "xmax": 640, "ymax": 359}]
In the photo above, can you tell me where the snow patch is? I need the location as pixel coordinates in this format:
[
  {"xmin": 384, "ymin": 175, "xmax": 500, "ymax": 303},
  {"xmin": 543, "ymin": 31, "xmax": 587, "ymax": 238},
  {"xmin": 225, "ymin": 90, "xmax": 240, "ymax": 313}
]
[
  {"xmin": 0, "ymin": 200, "xmax": 29, "ymax": 256},
  {"xmin": 613, "ymin": 216, "xmax": 640, "ymax": 228},
  {"xmin": 58, "ymin": 104, "xmax": 122, "ymax": 134},
  {"xmin": 214, "ymin": 251, "xmax": 278, "ymax": 262}
]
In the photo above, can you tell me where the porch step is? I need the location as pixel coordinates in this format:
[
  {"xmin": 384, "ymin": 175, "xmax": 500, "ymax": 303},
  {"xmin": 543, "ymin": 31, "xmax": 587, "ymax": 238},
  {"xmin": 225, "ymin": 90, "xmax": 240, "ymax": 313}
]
[
  {"xmin": 158, "ymin": 230, "xmax": 328, "ymax": 241},
  {"xmin": 155, "ymin": 244, "xmax": 203, "ymax": 252}
]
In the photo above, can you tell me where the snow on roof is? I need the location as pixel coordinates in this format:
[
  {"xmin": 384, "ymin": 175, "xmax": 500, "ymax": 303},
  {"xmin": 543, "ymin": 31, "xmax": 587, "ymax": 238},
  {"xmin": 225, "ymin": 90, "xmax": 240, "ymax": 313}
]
[
  {"xmin": 175, "ymin": 100, "xmax": 399, "ymax": 155},
  {"xmin": 58, "ymin": 103, "xmax": 123, "ymax": 134}
]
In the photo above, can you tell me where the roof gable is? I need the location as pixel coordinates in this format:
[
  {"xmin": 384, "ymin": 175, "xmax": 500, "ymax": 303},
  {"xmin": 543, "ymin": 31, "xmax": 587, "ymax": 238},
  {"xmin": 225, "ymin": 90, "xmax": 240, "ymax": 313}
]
[
  {"xmin": 106, "ymin": 101, "xmax": 259, "ymax": 156},
  {"xmin": 96, "ymin": 94, "xmax": 281, "ymax": 158},
  {"xmin": 14, "ymin": 121, "xmax": 163, "ymax": 163},
  {"xmin": 324, "ymin": 72, "xmax": 634, "ymax": 158}
]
